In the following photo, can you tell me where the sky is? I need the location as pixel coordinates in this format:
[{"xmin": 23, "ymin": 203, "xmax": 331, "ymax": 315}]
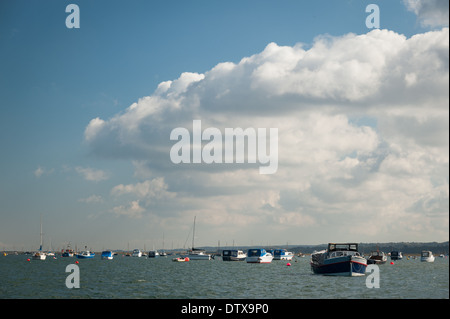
[{"xmin": 0, "ymin": 0, "xmax": 448, "ymax": 252}]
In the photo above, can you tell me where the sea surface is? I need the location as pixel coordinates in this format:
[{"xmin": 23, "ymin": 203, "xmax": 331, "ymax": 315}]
[{"xmin": 0, "ymin": 254, "xmax": 448, "ymax": 299}]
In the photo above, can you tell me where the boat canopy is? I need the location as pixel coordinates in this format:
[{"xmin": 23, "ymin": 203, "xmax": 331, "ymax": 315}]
[{"xmin": 328, "ymin": 243, "xmax": 359, "ymax": 252}]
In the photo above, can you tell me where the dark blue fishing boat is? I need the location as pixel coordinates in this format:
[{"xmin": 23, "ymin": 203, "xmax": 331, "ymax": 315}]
[{"xmin": 310, "ymin": 243, "xmax": 367, "ymax": 276}]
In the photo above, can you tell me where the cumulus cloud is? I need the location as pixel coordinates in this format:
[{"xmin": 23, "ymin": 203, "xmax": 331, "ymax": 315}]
[
  {"xmin": 404, "ymin": 0, "xmax": 449, "ymax": 28},
  {"xmin": 84, "ymin": 28, "xmax": 449, "ymax": 243},
  {"xmin": 112, "ymin": 200, "xmax": 145, "ymax": 219}
]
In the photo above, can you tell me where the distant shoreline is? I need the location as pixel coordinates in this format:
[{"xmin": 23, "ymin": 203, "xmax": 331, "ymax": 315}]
[{"xmin": 4, "ymin": 241, "xmax": 447, "ymax": 256}]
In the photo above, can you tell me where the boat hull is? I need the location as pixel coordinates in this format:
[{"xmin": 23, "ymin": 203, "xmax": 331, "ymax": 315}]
[
  {"xmin": 76, "ymin": 253, "xmax": 95, "ymax": 259},
  {"xmin": 223, "ymin": 256, "xmax": 246, "ymax": 261},
  {"xmin": 273, "ymin": 255, "xmax": 294, "ymax": 261},
  {"xmin": 311, "ymin": 256, "xmax": 367, "ymax": 276},
  {"xmin": 246, "ymin": 255, "xmax": 273, "ymax": 263},
  {"xmin": 185, "ymin": 254, "xmax": 211, "ymax": 260}
]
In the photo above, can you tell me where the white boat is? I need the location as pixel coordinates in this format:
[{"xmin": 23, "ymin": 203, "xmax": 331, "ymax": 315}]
[
  {"xmin": 32, "ymin": 216, "xmax": 46, "ymax": 260},
  {"xmin": 367, "ymin": 250, "xmax": 387, "ymax": 264},
  {"xmin": 246, "ymin": 248, "xmax": 273, "ymax": 263},
  {"xmin": 420, "ymin": 250, "xmax": 435, "ymax": 262},
  {"xmin": 101, "ymin": 250, "xmax": 114, "ymax": 260},
  {"xmin": 183, "ymin": 216, "xmax": 212, "ymax": 260},
  {"xmin": 32, "ymin": 251, "xmax": 46, "ymax": 260},
  {"xmin": 184, "ymin": 248, "xmax": 212, "ymax": 260},
  {"xmin": 222, "ymin": 249, "xmax": 247, "ymax": 261},
  {"xmin": 310, "ymin": 243, "xmax": 367, "ymax": 276},
  {"xmin": 273, "ymin": 249, "xmax": 294, "ymax": 261},
  {"xmin": 132, "ymin": 249, "xmax": 142, "ymax": 257}
]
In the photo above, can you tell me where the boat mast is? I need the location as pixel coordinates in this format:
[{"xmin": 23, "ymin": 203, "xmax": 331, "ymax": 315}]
[
  {"xmin": 39, "ymin": 215, "xmax": 43, "ymax": 252},
  {"xmin": 192, "ymin": 216, "xmax": 196, "ymax": 250}
]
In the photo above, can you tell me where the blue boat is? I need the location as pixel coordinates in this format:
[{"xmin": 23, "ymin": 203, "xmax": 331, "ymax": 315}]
[
  {"xmin": 101, "ymin": 250, "xmax": 114, "ymax": 260},
  {"xmin": 310, "ymin": 243, "xmax": 367, "ymax": 276},
  {"xmin": 76, "ymin": 250, "xmax": 95, "ymax": 259}
]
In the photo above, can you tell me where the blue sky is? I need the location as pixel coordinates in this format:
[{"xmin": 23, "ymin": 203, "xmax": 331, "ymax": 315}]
[{"xmin": 0, "ymin": 0, "xmax": 448, "ymax": 251}]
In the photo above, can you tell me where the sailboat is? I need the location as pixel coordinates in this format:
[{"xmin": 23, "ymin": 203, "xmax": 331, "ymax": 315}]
[
  {"xmin": 32, "ymin": 216, "xmax": 46, "ymax": 260},
  {"xmin": 183, "ymin": 216, "xmax": 212, "ymax": 260}
]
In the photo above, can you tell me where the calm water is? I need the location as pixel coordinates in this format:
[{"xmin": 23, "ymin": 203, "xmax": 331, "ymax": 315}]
[{"xmin": 0, "ymin": 254, "xmax": 448, "ymax": 299}]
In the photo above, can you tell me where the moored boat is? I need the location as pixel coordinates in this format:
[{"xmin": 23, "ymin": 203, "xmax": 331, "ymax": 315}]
[
  {"xmin": 222, "ymin": 249, "xmax": 247, "ymax": 261},
  {"xmin": 148, "ymin": 250, "xmax": 160, "ymax": 258},
  {"xmin": 184, "ymin": 248, "xmax": 212, "ymax": 260},
  {"xmin": 273, "ymin": 249, "xmax": 294, "ymax": 261},
  {"xmin": 101, "ymin": 250, "xmax": 114, "ymax": 260},
  {"xmin": 310, "ymin": 243, "xmax": 367, "ymax": 276},
  {"xmin": 132, "ymin": 249, "xmax": 142, "ymax": 257},
  {"xmin": 367, "ymin": 250, "xmax": 387, "ymax": 264},
  {"xmin": 32, "ymin": 216, "xmax": 46, "ymax": 260},
  {"xmin": 173, "ymin": 256, "xmax": 189, "ymax": 262},
  {"xmin": 183, "ymin": 216, "xmax": 212, "ymax": 260},
  {"xmin": 76, "ymin": 250, "xmax": 95, "ymax": 259},
  {"xmin": 420, "ymin": 250, "xmax": 435, "ymax": 262},
  {"xmin": 390, "ymin": 251, "xmax": 403, "ymax": 260},
  {"xmin": 32, "ymin": 251, "xmax": 46, "ymax": 260},
  {"xmin": 246, "ymin": 248, "xmax": 273, "ymax": 263}
]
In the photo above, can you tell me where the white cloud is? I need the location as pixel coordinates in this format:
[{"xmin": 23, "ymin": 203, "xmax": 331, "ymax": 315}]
[
  {"xmin": 85, "ymin": 28, "xmax": 449, "ymax": 243},
  {"xmin": 75, "ymin": 166, "xmax": 109, "ymax": 182},
  {"xmin": 111, "ymin": 177, "xmax": 175, "ymax": 200},
  {"xmin": 112, "ymin": 200, "xmax": 145, "ymax": 219},
  {"xmin": 34, "ymin": 166, "xmax": 54, "ymax": 178},
  {"xmin": 78, "ymin": 194, "xmax": 104, "ymax": 203},
  {"xmin": 34, "ymin": 166, "xmax": 44, "ymax": 178},
  {"xmin": 404, "ymin": 0, "xmax": 449, "ymax": 27}
]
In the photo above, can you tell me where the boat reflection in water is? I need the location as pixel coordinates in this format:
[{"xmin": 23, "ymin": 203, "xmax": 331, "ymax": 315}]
[{"xmin": 310, "ymin": 243, "xmax": 367, "ymax": 276}]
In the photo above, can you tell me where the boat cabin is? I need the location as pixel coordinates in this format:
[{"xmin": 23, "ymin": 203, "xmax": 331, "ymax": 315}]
[
  {"xmin": 326, "ymin": 243, "xmax": 361, "ymax": 259},
  {"xmin": 223, "ymin": 250, "xmax": 243, "ymax": 257},
  {"xmin": 247, "ymin": 248, "xmax": 266, "ymax": 257}
]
